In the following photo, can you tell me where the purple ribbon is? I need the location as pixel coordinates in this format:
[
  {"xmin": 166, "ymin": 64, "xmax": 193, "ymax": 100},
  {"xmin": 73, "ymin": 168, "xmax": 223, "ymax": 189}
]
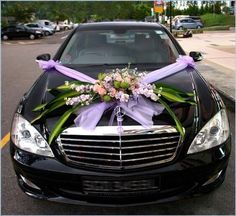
[
  {"xmin": 36, "ymin": 59, "xmax": 96, "ymax": 83},
  {"xmin": 142, "ymin": 55, "xmax": 195, "ymax": 83},
  {"xmin": 37, "ymin": 55, "xmax": 195, "ymax": 130}
]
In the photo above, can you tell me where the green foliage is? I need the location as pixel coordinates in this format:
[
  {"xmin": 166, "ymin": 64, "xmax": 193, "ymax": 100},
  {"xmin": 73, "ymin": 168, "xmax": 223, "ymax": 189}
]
[
  {"xmin": 1, "ymin": 1, "xmax": 152, "ymax": 23},
  {"xmin": 201, "ymin": 13, "xmax": 235, "ymax": 27},
  {"xmin": 2, "ymin": 1, "xmax": 36, "ymax": 22}
]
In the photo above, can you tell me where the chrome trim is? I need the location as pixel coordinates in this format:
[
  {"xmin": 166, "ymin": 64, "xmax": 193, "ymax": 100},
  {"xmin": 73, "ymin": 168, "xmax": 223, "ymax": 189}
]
[
  {"xmin": 61, "ymin": 125, "xmax": 178, "ymax": 136},
  {"xmin": 202, "ymin": 170, "xmax": 223, "ymax": 186},
  {"xmin": 60, "ymin": 135, "xmax": 179, "ymax": 143},
  {"xmin": 57, "ymin": 125, "xmax": 183, "ymax": 170},
  {"xmin": 68, "ymin": 155, "xmax": 120, "ymax": 162},
  {"xmin": 122, "ymin": 153, "xmax": 174, "ymax": 162},
  {"xmin": 20, "ymin": 175, "xmax": 41, "ymax": 190}
]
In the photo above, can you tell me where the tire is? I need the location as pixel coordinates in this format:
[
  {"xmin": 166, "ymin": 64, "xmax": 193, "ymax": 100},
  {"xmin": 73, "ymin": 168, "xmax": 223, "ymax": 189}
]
[
  {"xmin": 197, "ymin": 25, "xmax": 201, "ymax": 29},
  {"xmin": 178, "ymin": 26, "xmax": 183, "ymax": 30},
  {"xmin": 44, "ymin": 31, "xmax": 50, "ymax": 36},
  {"xmin": 64, "ymin": 26, "xmax": 69, "ymax": 30},
  {"xmin": 2, "ymin": 35, "xmax": 9, "ymax": 40},
  {"xmin": 29, "ymin": 34, "xmax": 35, "ymax": 40}
]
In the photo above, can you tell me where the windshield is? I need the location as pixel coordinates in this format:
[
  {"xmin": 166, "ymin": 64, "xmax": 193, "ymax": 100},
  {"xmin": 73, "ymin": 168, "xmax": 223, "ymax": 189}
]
[{"xmin": 59, "ymin": 28, "xmax": 179, "ymax": 66}]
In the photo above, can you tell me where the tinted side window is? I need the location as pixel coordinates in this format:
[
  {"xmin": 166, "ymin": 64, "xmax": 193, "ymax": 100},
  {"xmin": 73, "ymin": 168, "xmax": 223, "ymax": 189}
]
[
  {"xmin": 16, "ymin": 26, "xmax": 25, "ymax": 31},
  {"xmin": 188, "ymin": 19, "xmax": 195, "ymax": 23},
  {"xmin": 8, "ymin": 27, "xmax": 16, "ymax": 32}
]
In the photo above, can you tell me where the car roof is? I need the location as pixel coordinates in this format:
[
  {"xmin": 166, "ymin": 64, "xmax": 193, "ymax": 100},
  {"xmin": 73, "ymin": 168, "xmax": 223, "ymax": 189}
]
[{"xmin": 77, "ymin": 21, "xmax": 164, "ymax": 30}]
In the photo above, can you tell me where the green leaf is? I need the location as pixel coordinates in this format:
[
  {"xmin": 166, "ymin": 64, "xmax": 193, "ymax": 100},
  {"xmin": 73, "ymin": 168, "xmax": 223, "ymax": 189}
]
[
  {"xmin": 155, "ymin": 83, "xmax": 194, "ymax": 96},
  {"xmin": 46, "ymin": 90, "xmax": 80, "ymax": 107},
  {"xmin": 31, "ymin": 100, "xmax": 66, "ymax": 124},
  {"xmin": 32, "ymin": 103, "xmax": 47, "ymax": 112},
  {"xmin": 154, "ymin": 87, "xmax": 196, "ymax": 105},
  {"xmin": 48, "ymin": 105, "xmax": 80, "ymax": 144},
  {"xmin": 48, "ymin": 109, "xmax": 74, "ymax": 144},
  {"xmin": 160, "ymin": 91, "xmax": 187, "ymax": 103},
  {"xmin": 98, "ymin": 73, "xmax": 106, "ymax": 81},
  {"xmin": 158, "ymin": 98, "xmax": 185, "ymax": 138},
  {"xmin": 31, "ymin": 109, "xmax": 48, "ymax": 124}
]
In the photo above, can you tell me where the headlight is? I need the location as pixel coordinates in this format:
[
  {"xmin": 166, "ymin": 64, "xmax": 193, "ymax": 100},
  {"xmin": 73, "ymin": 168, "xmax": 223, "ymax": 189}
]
[
  {"xmin": 187, "ymin": 109, "xmax": 230, "ymax": 154},
  {"xmin": 11, "ymin": 113, "xmax": 54, "ymax": 157},
  {"xmin": 35, "ymin": 31, "xmax": 41, "ymax": 34}
]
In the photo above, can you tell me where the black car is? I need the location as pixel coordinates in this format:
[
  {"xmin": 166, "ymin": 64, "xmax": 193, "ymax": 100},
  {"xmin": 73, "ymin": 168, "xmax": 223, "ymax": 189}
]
[
  {"xmin": 10, "ymin": 22, "xmax": 231, "ymax": 206},
  {"xmin": 2, "ymin": 25, "xmax": 44, "ymax": 40}
]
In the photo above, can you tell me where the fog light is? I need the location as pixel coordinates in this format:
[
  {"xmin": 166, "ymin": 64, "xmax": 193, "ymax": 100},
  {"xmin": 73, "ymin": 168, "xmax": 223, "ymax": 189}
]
[
  {"xmin": 202, "ymin": 170, "xmax": 223, "ymax": 186},
  {"xmin": 20, "ymin": 175, "xmax": 41, "ymax": 190}
]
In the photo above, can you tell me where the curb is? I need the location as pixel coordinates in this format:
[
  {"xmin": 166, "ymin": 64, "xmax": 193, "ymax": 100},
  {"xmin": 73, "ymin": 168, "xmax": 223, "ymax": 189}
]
[{"xmin": 216, "ymin": 88, "xmax": 235, "ymax": 112}]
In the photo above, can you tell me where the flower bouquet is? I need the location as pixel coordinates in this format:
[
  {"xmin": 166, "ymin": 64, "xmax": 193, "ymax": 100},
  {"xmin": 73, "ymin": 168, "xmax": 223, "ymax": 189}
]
[{"xmin": 32, "ymin": 66, "xmax": 195, "ymax": 144}]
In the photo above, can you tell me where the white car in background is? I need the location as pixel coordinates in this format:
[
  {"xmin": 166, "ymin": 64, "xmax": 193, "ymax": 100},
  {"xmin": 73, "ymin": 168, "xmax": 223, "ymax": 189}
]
[{"xmin": 36, "ymin": 20, "xmax": 56, "ymax": 32}]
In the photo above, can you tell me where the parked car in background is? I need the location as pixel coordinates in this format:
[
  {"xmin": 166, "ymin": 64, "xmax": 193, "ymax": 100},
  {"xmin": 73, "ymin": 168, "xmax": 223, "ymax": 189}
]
[
  {"xmin": 24, "ymin": 23, "xmax": 54, "ymax": 36},
  {"xmin": 36, "ymin": 20, "xmax": 56, "ymax": 31},
  {"xmin": 10, "ymin": 22, "xmax": 230, "ymax": 206},
  {"xmin": 173, "ymin": 18, "xmax": 203, "ymax": 30},
  {"xmin": 1, "ymin": 25, "xmax": 43, "ymax": 40},
  {"xmin": 58, "ymin": 21, "xmax": 73, "ymax": 31}
]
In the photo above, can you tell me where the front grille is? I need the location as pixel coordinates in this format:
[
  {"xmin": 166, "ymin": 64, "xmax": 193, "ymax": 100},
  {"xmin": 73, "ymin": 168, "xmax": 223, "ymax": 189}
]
[{"xmin": 57, "ymin": 126, "xmax": 182, "ymax": 170}]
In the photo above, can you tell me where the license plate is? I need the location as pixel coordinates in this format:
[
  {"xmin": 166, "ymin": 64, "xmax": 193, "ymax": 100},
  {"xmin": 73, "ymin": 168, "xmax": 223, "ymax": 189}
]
[{"xmin": 82, "ymin": 178, "xmax": 159, "ymax": 192}]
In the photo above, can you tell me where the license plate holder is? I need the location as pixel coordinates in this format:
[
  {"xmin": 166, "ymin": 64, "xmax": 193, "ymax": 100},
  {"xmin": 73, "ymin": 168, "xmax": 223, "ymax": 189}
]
[{"xmin": 82, "ymin": 177, "xmax": 160, "ymax": 193}]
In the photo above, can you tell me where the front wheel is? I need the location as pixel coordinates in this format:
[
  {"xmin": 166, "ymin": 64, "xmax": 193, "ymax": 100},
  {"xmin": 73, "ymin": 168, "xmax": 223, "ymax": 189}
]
[
  {"xmin": 2, "ymin": 35, "xmax": 9, "ymax": 40},
  {"xmin": 44, "ymin": 31, "xmax": 50, "ymax": 36},
  {"xmin": 197, "ymin": 25, "xmax": 201, "ymax": 29},
  {"xmin": 178, "ymin": 26, "xmax": 183, "ymax": 30},
  {"xmin": 29, "ymin": 34, "xmax": 35, "ymax": 40}
]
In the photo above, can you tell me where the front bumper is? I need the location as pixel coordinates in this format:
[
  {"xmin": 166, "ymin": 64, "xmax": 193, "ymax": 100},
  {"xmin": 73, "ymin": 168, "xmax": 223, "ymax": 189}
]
[{"xmin": 10, "ymin": 138, "xmax": 231, "ymax": 206}]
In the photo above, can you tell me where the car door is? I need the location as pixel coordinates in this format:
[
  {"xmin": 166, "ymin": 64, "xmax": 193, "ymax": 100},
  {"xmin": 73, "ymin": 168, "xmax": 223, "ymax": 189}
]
[
  {"xmin": 6, "ymin": 26, "xmax": 20, "ymax": 38},
  {"xmin": 16, "ymin": 26, "xmax": 28, "ymax": 38},
  {"xmin": 180, "ymin": 19, "xmax": 188, "ymax": 29},
  {"xmin": 187, "ymin": 18, "xmax": 197, "ymax": 29}
]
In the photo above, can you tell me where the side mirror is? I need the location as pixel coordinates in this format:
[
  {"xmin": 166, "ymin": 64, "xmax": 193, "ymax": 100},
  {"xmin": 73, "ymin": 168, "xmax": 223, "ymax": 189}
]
[
  {"xmin": 36, "ymin": 53, "xmax": 51, "ymax": 61},
  {"xmin": 189, "ymin": 51, "xmax": 203, "ymax": 62}
]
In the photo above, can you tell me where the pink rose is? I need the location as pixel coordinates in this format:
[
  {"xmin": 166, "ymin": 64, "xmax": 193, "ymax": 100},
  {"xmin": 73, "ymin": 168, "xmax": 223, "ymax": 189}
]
[{"xmin": 93, "ymin": 84, "xmax": 106, "ymax": 96}]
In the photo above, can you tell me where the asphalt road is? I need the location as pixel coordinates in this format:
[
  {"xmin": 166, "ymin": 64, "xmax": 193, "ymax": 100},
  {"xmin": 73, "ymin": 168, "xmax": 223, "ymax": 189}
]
[{"xmin": 1, "ymin": 31, "xmax": 235, "ymax": 215}]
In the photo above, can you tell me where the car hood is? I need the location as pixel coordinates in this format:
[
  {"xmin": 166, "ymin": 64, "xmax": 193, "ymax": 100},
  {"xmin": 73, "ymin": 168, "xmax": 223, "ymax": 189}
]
[{"xmin": 20, "ymin": 67, "xmax": 218, "ymax": 141}]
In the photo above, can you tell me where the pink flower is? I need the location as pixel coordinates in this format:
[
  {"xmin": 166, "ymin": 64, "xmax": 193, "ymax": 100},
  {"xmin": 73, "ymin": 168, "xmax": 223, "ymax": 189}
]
[
  {"xmin": 110, "ymin": 88, "xmax": 117, "ymax": 97},
  {"xmin": 94, "ymin": 84, "xmax": 107, "ymax": 96}
]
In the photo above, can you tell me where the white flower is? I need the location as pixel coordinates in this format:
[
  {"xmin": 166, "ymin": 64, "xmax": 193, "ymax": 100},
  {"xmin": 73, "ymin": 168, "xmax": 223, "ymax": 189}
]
[{"xmin": 151, "ymin": 93, "xmax": 159, "ymax": 101}]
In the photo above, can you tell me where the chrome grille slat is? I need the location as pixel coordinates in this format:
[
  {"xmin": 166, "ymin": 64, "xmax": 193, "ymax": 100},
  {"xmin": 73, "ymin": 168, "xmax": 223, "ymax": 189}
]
[
  {"xmin": 61, "ymin": 141, "xmax": 177, "ymax": 150},
  {"xmin": 122, "ymin": 153, "xmax": 174, "ymax": 162},
  {"xmin": 64, "ymin": 147, "xmax": 176, "ymax": 157},
  {"xmin": 60, "ymin": 136, "xmax": 179, "ymax": 143},
  {"xmin": 122, "ymin": 141, "xmax": 177, "ymax": 149},
  {"xmin": 57, "ymin": 126, "xmax": 182, "ymax": 170},
  {"xmin": 61, "ymin": 144, "xmax": 120, "ymax": 149},
  {"xmin": 122, "ymin": 147, "xmax": 176, "ymax": 156},
  {"xmin": 64, "ymin": 149, "xmax": 120, "ymax": 156},
  {"xmin": 68, "ymin": 155, "xmax": 120, "ymax": 162}
]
